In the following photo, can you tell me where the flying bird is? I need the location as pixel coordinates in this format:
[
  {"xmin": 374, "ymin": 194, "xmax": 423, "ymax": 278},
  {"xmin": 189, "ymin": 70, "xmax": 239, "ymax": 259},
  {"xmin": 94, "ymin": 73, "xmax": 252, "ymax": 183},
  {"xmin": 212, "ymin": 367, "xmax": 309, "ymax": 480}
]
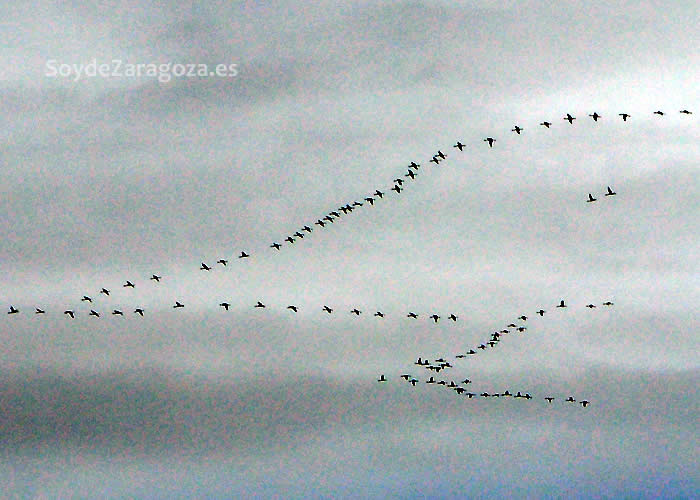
[
  {"xmin": 377, "ymin": 375, "xmax": 387, "ymax": 382},
  {"xmin": 123, "ymin": 281, "xmax": 135, "ymax": 288},
  {"xmin": 448, "ymin": 314, "xmax": 458, "ymax": 322},
  {"xmin": 285, "ymin": 236, "xmax": 295, "ymax": 244},
  {"xmin": 619, "ymin": 113, "xmax": 631, "ymax": 121},
  {"xmin": 374, "ymin": 311, "xmax": 384, "ymax": 318},
  {"xmin": 255, "ymin": 301, "xmax": 266, "ymax": 308},
  {"xmin": 64, "ymin": 310, "xmax": 75, "ymax": 318},
  {"xmin": 429, "ymin": 314, "xmax": 440, "ymax": 323},
  {"xmin": 112, "ymin": 309, "xmax": 124, "ymax": 316},
  {"xmin": 587, "ymin": 193, "xmax": 597, "ymax": 203},
  {"xmin": 35, "ymin": 308, "xmax": 45, "ymax": 314},
  {"xmin": 302, "ymin": 225, "xmax": 313, "ymax": 232},
  {"xmin": 536, "ymin": 309, "xmax": 546, "ymax": 316},
  {"xmin": 315, "ymin": 220, "xmax": 326, "ymax": 227},
  {"xmin": 134, "ymin": 308, "xmax": 144, "ymax": 316},
  {"xmin": 150, "ymin": 274, "xmax": 161, "ymax": 282},
  {"xmin": 220, "ymin": 302, "xmax": 230, "ymax": 311},
  {"xmin": 430, "ymin": 156, "xmax": 441, "ymax": 165},
  {"xmin": 200, "ymin": 262, "xmax": 211, "ymax": 271},
  {"xmin": 566, "ymin": 396, "xmax": 576, "ymax": 403},
  {"xmin": 350, "ymin": 308, "xmax": 361, "ymax": 316},
  {"xmin": 82, "ymin": 295, "xmax": 92, "ymax": 302},
  {"xmin": 364, "ymin": 197, "xmax": 375, "ymax": 205},
  {"xmin": 605, "ymin": 186, "xmax": 616, "ymax": 196},
  {"xmin": 8, "ymin": 306, "xmax": 19, "ymax": 314},
  {"xmin": 518, "ymin": 315, "xmax": 528, "ymax": 321},
  {"xmin": 540, "ymin": 121, "xmax": 552, "ymax": 128},
  {"xmin": 557, "ymin": 300, "xmax": 567, "ymax": 308},
  {"xmin": 586, "ymin": 304, "xmax": 596, "ymax": 308},
  {"xmin": 89, "ymin": 310, "xmax": 100, "ymax": 317},
  {"xmin": 545, "ymin": 397, "xmax": 555, "ymax": 403},
  {"xmin": 374, "ymin": 190, "xmax": 384, "ymax": 198},
  {"xmin": 589, "ymin": 112, "xmax": 601, "ymax": 121},
  {"xmin": 239, "ymin": 251, "xmax": 249, "ymax": 259},
  {"xmin": 405, "ymin": 170, "xmax": 416, "ymax": 179},
  {"xmin": 173, "ymin": 302, "xmax": 184, "ymax": 308},
  {"xmin": 483, "ymin": 137, "xmax": 496, "ymax": 147},
  {"xmin": 407, "ymin": 312, "xmax": 418, "ymax": 319},
  {"xmin": 270, "ymin": 243, "xmax": 281, "ymax": 250},
  {"xmin": 454, "ymin": 142, "xmax": 465, "ymax": 151},
  {"xmin": 436, "ymin": 150, "xmax": 446, "ymax": 160},
  {"xmin": 100, "ymin": 288, "xmax": 110, "ymax": 296},
  {"xmin": 564, "ymin": 113, "xmax": 576, "ymax": 124},
  {"xmin": 217, "ymin": 259, "xmax": 228, "ymax": 266},
  {"xmin": 391, "ymin": 185, "xmax": 402, "ymax": 193},
  {"xmin": 580, "ymin": 400, "xmax": 590, "ymax": 407},
  {"xmin": 323, "ymin": 306, "xmax": 333, "ymax": 314},
  {"xmin": 679, "ymin": 109, "xmax": 692, "ymax": 114},
  {"xmin": 287, "ymin": 305, "xmax": 298, "ymax": 313},
  {"xmin": 653, "ymin": 110, "xmax": 664, "ymax": 116},
  {"xmin": 408, "ymin": 162, "xmax": 420, "ymax": 170},
  {"xmin": 511, "ymin": 125, "xmax": 523, "ymax": 134},
  {"xmin": 602, "ymin": 301, "xmax": 614, "ymax": 306}
]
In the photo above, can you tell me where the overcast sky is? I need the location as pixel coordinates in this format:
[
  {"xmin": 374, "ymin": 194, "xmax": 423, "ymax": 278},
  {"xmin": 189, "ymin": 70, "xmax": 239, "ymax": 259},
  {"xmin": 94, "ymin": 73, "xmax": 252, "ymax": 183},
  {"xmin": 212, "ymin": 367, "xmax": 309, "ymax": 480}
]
[{"xmin": 1, "ymin": 1, "xmax": 698, "ymax": 497}]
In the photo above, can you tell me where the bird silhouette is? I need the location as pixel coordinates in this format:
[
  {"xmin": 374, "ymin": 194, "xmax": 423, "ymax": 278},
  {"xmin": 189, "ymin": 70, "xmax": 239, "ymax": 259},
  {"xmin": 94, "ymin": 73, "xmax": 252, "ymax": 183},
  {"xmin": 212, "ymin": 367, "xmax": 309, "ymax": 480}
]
[
  {"xmin": 545, "ymin": 397, "xmax": 555, "ymax": 403},
  {"xmin": 287, "ymin": 305, "xmax": 298, "ymax": 312},
  {"xmin": 407, "ymin": 312, "xmax": 418, "ymax": 319},
  {"xmin": 429, "ymin": 314, "xmax": 440, "ymax": 323},
  {"xmin": 517, "ymin": 326, "xmax": 527, "ymax": 332},
  {"xmin": 302, "ymin": 225, "xmax": 313, "ymax": 232},
  {"xmin": 64, "ymin": 310, "xmax": 75, "ymax": 318},
  {"xmin": 454, "ymin": 142, "xmax": 465, "ymax": 151},
  {"xmin": 408, "ymin": 162, "xmax": 420, "ymax": 170},
  {"xmin": 364, "ymin": 197, "xmax": 375, "ymax": 205},
  {"xmin": 540, "ymin": 121, "xmax": 552, "ymax": 128},
  {"xmin": 315, "ymin": 220, "xmax": 326, "ymax": 227},
  {"xmin": 134, "ymin": 308, "xmax": 144, "ymax": 316},
  {"xmin": 426, "ymin": 377, "xmax": 436, "ymax": 384},
  {"xmin": 173, "ymin": 301, "xmax": 184, "ymax": 308},
  {"xmin": 536, "ymin": 309, "xmax": 546, "ymax": 316},
  {"xmin": 377, "ymin": 375, "xmax": 387, "ymax": 382},
  {"xmin": 350, "ymin": 308, "xmax": 361, "ymax": 315},
  {"xmin": 484, "ymin": 137, "xmax": 496, "ymax": 147},
  {"xmin": 518, "ymin": 315, "xmax": 528, "ymax": 321},
  {"xmin": 409, "ymin": 379, "xmax": 418, "ymax": 386},
  {"xmin": 566, "ymin": 396, "xmax": 576, "ymax": 403},
  {"xmin": 587, "ymin": 193, "xmax": 597, "ymax": 203},
  {"xmin": 589, "ymin": 112, "xmax": 601, "ymax": 121},
  {"xmin": 89, "ymin": 310, "xmax": 100, "ymax": 317},
  {"xmin": 392, "ymin": 185, "xmax": 402, "ymax": 193},
  {"xmin": 150, "ymin": 274, "xmax": 161, "ymax": 282},
  {"xmin": 112, "ymin": 309, "xmax": 124, "ymax": 316},
  {"xmin": 123, "ymin": 281, "xmax": 135, "ymax": 288},
  {"xmin": 511, "ymin": 125, "xmax": 523, "ymax": 134},
  {"xmin": 448, "ymin": 314, "xmax": 458, "ymax": 321},
  {"xmin": 564, "ymin": 113, "xmax": 576, "ymax": 124},
  {"xmin": 680, "ymin": 109, "xmax": 692, "ymax": 114},
  {"xmin": 605, "ymin": 186, "xmax": 616, "ymax": 196},
  {"xmin": 285, "ymin": 236, "xmax": 295, "ymax": 244},
  {"xmin": 200, "ymin": 262, "xmax": 211, "ymax": 271},
  {"xmin": 406, "ymin": 170, "xmax": 416, "ymax": 180},
  {"xmin": 239, "ymin": 251, "xmax": 249, "ymax": 259},
  {"xmin": 323, "ymin": 306, "xmax": 333, "ymax": 314},
  {"xmin": 8, "ymin": 306, "xmax": 19, "ymax": 314},
  {"xmin": 602, "ymin": 301, "xmax": 614, "ymax": 306},
  {"xmin": 374, "ymin": 190, "xmax": 384, "ymax": 198},
  {"xmin": 430, "ymin": 156, "xmax": 441, "ymax": 164},
  {"xmin": 255, "ymin": 301, "xmax": 265, "ymax": 308},
  {"xmin": 436, "ymin": 150, "xmax": 446, "ymax": 160},
  {"xmin": 35, "ymin": 308, "xmax": 45, "ymax": 314},
  {"xmin": 557, "ymin": 300, "xmax": 567, "ymax": 308},
  {"xmin": 374, "ymin": 311, "xmax": 384, "ymax": 318},
  {"xmin": 467, "ymin": 349, "xmax": 477, "ymax": 355},
  {"xmin": 220, "ymin": 302, "xmax": 230, "ymax": 311},
  {"xmin": 580, "ymin": 400, "xmax": 590, "ymax": 407},
  {"xmin": 653, "ymin": 110, "xmax": 664, "ymax": 116},
  {"xmin": 217, "ymin": 259, "xmax": 228, "ymax": 266},
  {"xmin": 270, "ymin": 243, "xmax": 281, "ymax": 250},
  {"xmin": 100, "ymin": 288, "xmax": 110, "ymax": 296},
  {"xmin": 82, "ymin": 295, "xmax": 92, "ymax": 302},
  {"xmin": 619, "ymin": 113, "xmax": 631, "ymax": 121}
]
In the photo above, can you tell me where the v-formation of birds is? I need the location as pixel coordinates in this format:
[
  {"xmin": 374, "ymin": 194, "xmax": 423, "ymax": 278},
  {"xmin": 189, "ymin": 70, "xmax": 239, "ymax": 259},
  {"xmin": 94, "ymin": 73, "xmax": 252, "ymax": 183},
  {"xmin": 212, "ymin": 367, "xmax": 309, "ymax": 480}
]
[{"xmin": 4, "ymin": 107, "xmax": 692, "ymax": 409}]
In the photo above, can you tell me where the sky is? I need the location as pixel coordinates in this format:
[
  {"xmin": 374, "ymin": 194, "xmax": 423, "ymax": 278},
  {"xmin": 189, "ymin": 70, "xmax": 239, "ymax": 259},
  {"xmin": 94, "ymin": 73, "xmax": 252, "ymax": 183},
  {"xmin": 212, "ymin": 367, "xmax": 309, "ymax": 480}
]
[{"xmin": 1, "ymin": 1, "xmax": 698, "ymax": 497}]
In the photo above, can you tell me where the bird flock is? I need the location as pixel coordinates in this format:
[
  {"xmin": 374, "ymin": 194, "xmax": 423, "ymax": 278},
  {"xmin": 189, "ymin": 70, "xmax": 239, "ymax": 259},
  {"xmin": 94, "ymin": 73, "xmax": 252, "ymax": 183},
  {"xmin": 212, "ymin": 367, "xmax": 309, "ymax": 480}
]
[{"xmin": 4, "ymin": 107, "xmax": 694, "ymax": 411}]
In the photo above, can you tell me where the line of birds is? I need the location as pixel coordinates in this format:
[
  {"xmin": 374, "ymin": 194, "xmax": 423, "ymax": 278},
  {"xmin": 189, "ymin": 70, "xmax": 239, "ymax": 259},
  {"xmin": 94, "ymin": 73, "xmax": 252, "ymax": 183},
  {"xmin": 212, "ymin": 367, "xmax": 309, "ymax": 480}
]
[
  {"xmin": 5, "ymin": 298, "xmax": 613, "ymax": 319},
  {"xmin": 374, "ymin": 297, "xmax": 614, "ymax": 407}
]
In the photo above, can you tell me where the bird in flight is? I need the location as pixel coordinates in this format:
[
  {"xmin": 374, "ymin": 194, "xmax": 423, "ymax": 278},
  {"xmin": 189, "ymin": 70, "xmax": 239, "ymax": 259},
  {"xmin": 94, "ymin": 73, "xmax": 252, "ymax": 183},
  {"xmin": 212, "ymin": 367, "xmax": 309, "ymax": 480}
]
[
  {"xmin": 220, "ymin": 302, "xmax": 230, "ymax": 311},
  {"xmin": 679, "ymin": 109, "xmax": 692, "ymax": 114},
  {"xmin": 454, "ymin": 142, "xmax": 465, "ymax": 151},
  {"xmin": 436, "ymin": 150, "xmax": 446, "ymax": 160},
  {"xmin": 302, "ymin": 225, "xmax": 313, "ymax": 233},
  {"xmin": 580, "ymin": 400, "xmax": 590, "ymax": 407},
  {"xmin": 429, "ymin": 314, "xmax": 440, "ymax": 323},
  {"xmin": 564, "ymin": 113, "xmax": 576, "ymax": 124},
  {"xmin": 483, "ymin": 137, "xmax": 496, "ymax": 148},
  {"xmin": 255, "ymin": 301, "xmax": 265, "ymax": 308},
  {"xmin": 408, "ymin": 162, "xmax": 420, "ymax": 170},
  {"xmin": 8, "ymin": 305, "xmax": 19, "ymax": 314},
  {"xmin": 511, "ymin": 125, "xmax": 523, "ymax": 134},
  {"xmin": 364, "ymin": 197, "xmax": 375, "ymax": 205},
  {"xmin": 545, "ymin": 397, "xmax": 555, "ymax": 403},
  {"xmin": 557, "ymin": 300, "xmax": 567, "ymax": 308},
  {"xmin": 391, "ymin": 185, "xmax": 402, "ymax": 194},
  {"xmin": 605, "ymin": 186, "xmax": 616, "ymax": 196},
  {"xmin": 239, "ymin": 251, "xmax": 249, "ymax": 259},
  {"xmin": 518, "ymin": 315, "xmax": 527, "ymax": 321},
  {"xmin": 323, "ymin": 305, "xmax": 333, "ymax": 314},
  {"xmin": 150, "ymin": 274, "xmax": 161, "ymax": 282},
  {"xmin": 374, "ymin": 311, "xmax": 384, "ymax": 318},
  {"xmin": 82, "ymin": 295, "xmax": 92, "ymax": 302},
  {"xmin": 619, "ymin": 113, "xmax": 631, "ymax": 121},
  {"xmin": 653, "ymin": 110, "xmax": 664, "ymax": 116},
  {"xmin": 586, "ymin": 304, "xmax": 596, "ymax": 309},
  {"xmin": 112, "ymin": 309, "xmax": 124, "ymax": 316},
  {"xmin": 405, "ymin": 170, "xmax": 416, "ymax": 180},
  {"xmin": 517, "ymin": 326, "xmax": 527, "ymax": 332},
  {"xmin": 217, "ymin": 259, "xmax": 228, "ymax": 266},
  {"xmin": 536, "ymin": 309, "xmax": 546, "ymax": 316},
  {"xmin": 377, "ymin": 375, "xmax": 387, "ymax": 382},
  {"xmin": 448, "ymin": 314, "xmax": 458, "ymax": 322},
  {"xmin": 89, "ymin": 310, "xmax": 100, "ymax": 317},
  {"xmin": 134, "ymin": 308, "xmax": 144, "ymax": 316},
  {"xmin": 285, "ymin": 236, "xmax": 295, "ymax": 244},
  {"xmin": 173, "ymin": 301, "xmax": 184, "ymax": 308},
  {"xmin": 587, "ymin": 193, "xmax": 597, "ymax": 203},
  {"xmin": 64, "ymin": 310, "xmax": 75, "ymax": 318},
  {"xmin": 287, "ymin": 305, "xmax": 298, "ymax": 312},
  {"xmin": 100, "ymin": 288, "xmax": 110, "ymax": 296},
  {"xmin": 123, "ymin": 281, "xmax": 135, "ymax": 288},
  {"xmin": 589, "ymin": 112, "xmax": 601, "ymax": 121},
  {"xmin": 35, "ymin": 308, "xmax": 45, "ymax": 314},
  {"xmin": 566, "ymin": 396, "xmax": 576, "ymax": 403},
  {"xmin": 350, "ymin": 308, "xmax": 362, "ymax": 316},
  {"xmin": 430, "ymin": 156, "xmax": 441, "ymax": 165},
  {"xmin": 540, "ymin": 121, "xmax": 552, "ymax": 128},
  {"xmin": 270, "ymin": 242, "xmax": 281, "ymax": 250},
  {"xmin": 407, "ymin": 312, "xmax": 418, "ymax": 319},
  {"xmin": 200, "ymin": 262, "xmax": 211, "ymax": 271},
  {"xmin": 602, "ymin": 301, "xmax": 614, "ymax": 306}
]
